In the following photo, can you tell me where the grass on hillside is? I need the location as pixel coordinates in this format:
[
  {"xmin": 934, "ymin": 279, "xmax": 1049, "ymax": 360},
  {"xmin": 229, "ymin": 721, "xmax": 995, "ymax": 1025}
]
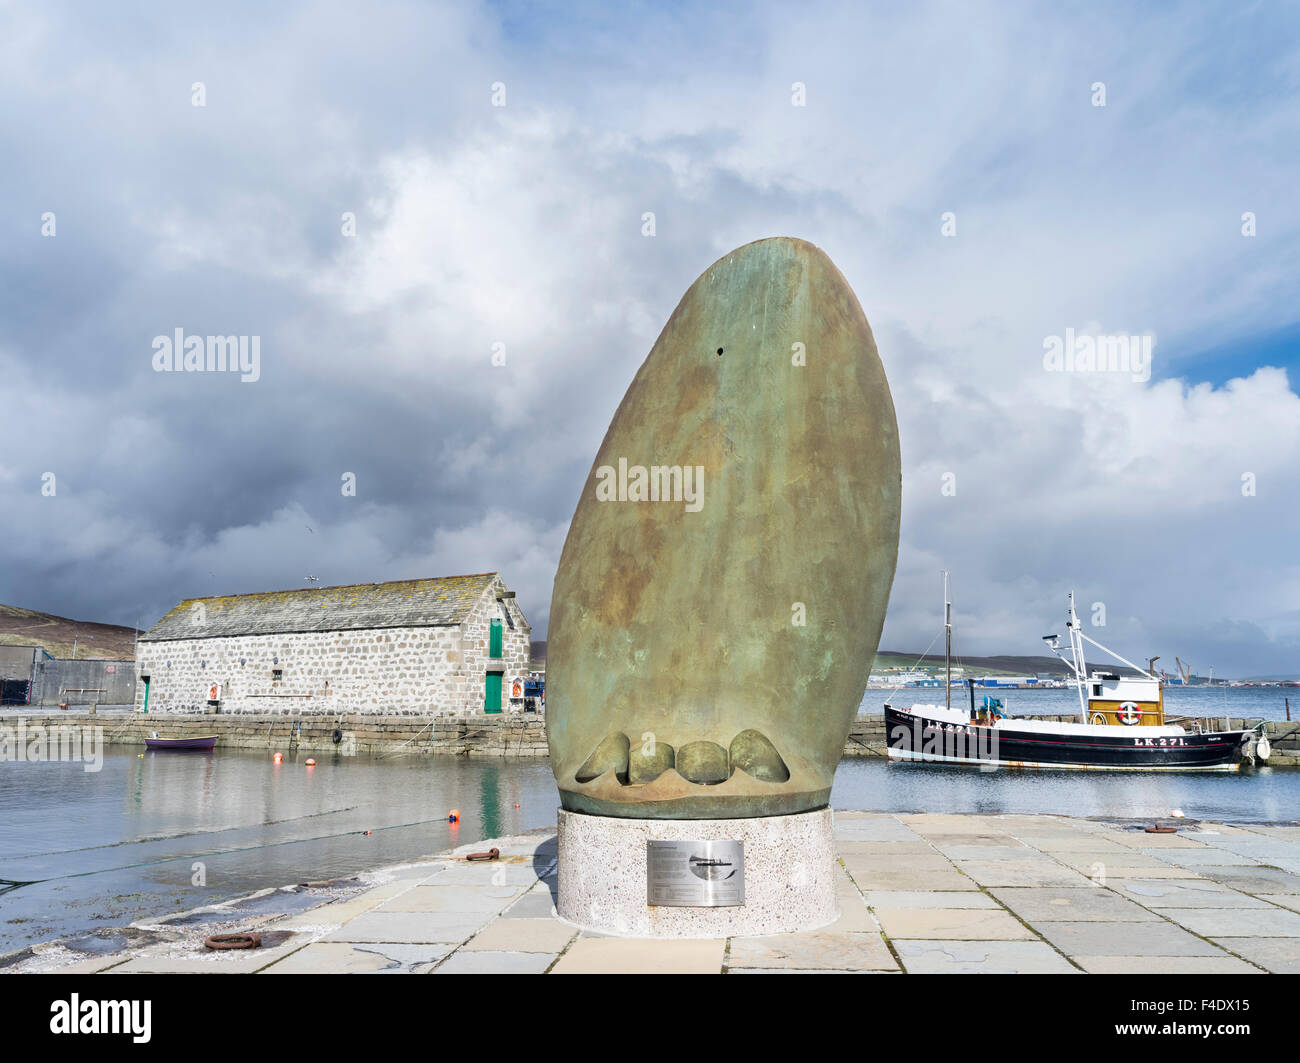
[{"xmin": 0, "ymin": 604, "xmax": 140, "ymax": 659}]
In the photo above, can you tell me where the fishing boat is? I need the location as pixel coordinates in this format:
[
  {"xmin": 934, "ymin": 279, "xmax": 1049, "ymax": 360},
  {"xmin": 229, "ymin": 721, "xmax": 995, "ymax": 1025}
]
[
  {"xmin": 143, "ymin": 733, "xmax": 218, "ymax": 751},
  {"xmin": 885, "ymin": 586, "xmax": 1264, "ymax": 771}
]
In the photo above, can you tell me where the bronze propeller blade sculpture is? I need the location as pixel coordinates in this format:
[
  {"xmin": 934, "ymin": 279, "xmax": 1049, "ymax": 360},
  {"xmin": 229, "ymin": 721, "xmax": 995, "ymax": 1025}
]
[{"xmin": 547, "ymin": 237, "xmax": 901, "ymax": 818}]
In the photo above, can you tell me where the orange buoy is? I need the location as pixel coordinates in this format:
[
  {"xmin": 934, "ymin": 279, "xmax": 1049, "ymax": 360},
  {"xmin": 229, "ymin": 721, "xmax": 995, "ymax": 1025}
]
[
  {"xmin": 305, "ymin": 758, "xmax": 316, "ymax": 767},
  {"xmin": 448, "ymin": 809, "xmax": 460, "ymax": 823},
  {"xmin": 272, "ymin": 752, "xmax": 284, "ymax": 763}
]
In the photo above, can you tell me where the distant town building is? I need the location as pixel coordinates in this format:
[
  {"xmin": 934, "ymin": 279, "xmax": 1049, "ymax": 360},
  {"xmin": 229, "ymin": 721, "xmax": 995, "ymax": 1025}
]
[
  {"xmin": 134, "ymin": 573, "xmax": 530, "ymax": 715},
  {"xmin": 976, "ymin": 676, "xmax": 1034, "ymax": 687}
]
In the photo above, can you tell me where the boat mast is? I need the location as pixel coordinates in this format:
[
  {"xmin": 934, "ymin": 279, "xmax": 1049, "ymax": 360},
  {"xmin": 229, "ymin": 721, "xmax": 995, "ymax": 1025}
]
[
  {"xmin": 943, "ymin": 571, "xmax": 952, "ymax": 711},
  {"xmin": 1073, "ymin": 627, "xmax": 1159, "ymax": 680},
  {"xmin": 1045, "ymin": 594, "xmax": 1162, "ymax": 725},
  {"xmin": 1066, "ymin": 592, "xmax": 1089, "ymax": 724}
]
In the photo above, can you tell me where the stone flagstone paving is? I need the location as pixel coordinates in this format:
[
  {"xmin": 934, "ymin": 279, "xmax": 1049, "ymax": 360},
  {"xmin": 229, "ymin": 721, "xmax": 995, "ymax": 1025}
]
[{"xmin": 43, "ymin": 812, "xmax": 1300, "ymax": 975}]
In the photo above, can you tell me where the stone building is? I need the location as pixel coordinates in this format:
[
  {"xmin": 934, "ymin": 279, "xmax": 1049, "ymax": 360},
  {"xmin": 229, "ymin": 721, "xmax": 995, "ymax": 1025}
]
[{"xmin": 133, "ymin": 573, "xmax": 531, "ymax": 715}]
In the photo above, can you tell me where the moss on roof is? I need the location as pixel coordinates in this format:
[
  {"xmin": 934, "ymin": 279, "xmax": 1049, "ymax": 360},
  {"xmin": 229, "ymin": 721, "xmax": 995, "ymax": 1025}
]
[{"xmin": 140, "ymin": 573, "xmax": 499, "ymax": 641}]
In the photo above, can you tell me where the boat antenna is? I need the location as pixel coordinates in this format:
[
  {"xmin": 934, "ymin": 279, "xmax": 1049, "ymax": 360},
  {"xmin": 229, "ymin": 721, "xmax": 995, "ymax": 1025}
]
[
  {"xmin": 1066, "ymin": 592, "xmax": 1088, "ymax": 723},
  {"xmin": 1072, "ymin": 625, "xmax": 1159, "ymax": 680},
  {"xmin": 943, "ymin": 571, "xmax": 952, "ymax": 711}
]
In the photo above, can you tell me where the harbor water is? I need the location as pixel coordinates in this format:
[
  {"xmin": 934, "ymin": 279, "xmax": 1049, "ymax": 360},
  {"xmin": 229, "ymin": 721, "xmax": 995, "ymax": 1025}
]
[{"xmin": 2, "ymin": 687, "xmax": 1297, "ymax": 958}]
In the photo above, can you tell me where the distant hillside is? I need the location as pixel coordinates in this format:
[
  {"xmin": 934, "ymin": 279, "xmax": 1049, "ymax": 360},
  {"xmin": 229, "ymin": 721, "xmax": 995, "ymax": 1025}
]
[
  {"xmin": 875, "ymin": 651, "xmax": 1075, "ymax": 677},
  {"xmin": 0, "ymin": 604, "xmax": 139, "ymax": 659},
  {"xmin": 528, "ymin": 643, "xmax": 1075, "ymax": 676},
  {"xmin": 525, "ymin": 643, "xmax": 1073, "ymax": 676}
]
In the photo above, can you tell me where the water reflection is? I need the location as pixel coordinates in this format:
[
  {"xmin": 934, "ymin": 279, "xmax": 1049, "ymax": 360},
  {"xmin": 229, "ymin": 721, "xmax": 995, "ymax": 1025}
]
[
  {"xmin": 2, "ymin": 745, "xmax": 1296, "ymax": 956},
  {"xmin": 480, "ymin": 762, "xmax": 503, "ymax": 840},
  {"xmin": 836, "ymin": 758, "xmax": 1299, "ymax": 822},
  {"xmin": 0, "ymin": 750, "xmax": 560, "ymax": 955}
]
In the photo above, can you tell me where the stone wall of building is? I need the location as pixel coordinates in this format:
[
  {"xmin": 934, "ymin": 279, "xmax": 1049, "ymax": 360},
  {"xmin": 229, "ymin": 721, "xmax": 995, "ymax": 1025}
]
[
  {"xmin": 134, "ymin": 576, "xmax": 532, "ymax": 715},
  {"xmin": 461, "ymin": 574, "xmax": 532, "ymax": 711},
  {"xmin": 135, "ymin": 627, "xmax": 451, "ymax": 715},
  {"xmin": 133, "ymin": 571, "xmax": 533, "ymax": 712}
]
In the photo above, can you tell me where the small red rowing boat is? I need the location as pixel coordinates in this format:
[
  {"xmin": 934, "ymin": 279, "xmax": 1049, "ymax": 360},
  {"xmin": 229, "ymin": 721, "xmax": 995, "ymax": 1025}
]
[{"xmin": 144, "ymin": 735, "xmax": 218, "ymax": 751}]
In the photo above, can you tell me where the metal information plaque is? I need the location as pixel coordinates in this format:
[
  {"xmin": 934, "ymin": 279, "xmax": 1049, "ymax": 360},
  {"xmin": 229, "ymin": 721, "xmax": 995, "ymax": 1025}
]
[{"xmin": 646, "ymin": 840, "xmax": 745, "ymax": 907}]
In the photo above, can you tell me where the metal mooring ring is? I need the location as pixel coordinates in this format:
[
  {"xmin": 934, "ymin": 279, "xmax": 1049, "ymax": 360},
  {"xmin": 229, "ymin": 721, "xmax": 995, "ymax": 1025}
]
[{"xmin": 204, "ymin": 932, "xmax": 262, "ymax": 950}]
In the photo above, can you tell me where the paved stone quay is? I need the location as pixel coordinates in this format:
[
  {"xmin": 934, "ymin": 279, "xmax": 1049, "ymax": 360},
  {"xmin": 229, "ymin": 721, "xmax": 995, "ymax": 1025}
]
[{"xmin": 49, "ymin": 812, "xmax": 1300, "ymax": 974}]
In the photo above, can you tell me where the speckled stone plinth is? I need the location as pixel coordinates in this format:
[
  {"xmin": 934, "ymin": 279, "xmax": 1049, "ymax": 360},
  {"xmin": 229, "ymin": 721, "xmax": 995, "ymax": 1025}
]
[{"xmin": 556, "ymin": 807, "xmax": 838, "ymax": 938}]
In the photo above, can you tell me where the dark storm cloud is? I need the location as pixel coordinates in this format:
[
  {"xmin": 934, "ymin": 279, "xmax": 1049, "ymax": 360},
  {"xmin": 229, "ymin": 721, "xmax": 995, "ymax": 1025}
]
[{"xmin": 2, "ymin": 1, "xmax": 1299, "ymax": 675}]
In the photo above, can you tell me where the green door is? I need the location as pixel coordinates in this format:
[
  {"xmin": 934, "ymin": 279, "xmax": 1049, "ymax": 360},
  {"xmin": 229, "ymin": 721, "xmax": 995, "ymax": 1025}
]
[
  {"xmin": 489, "ymin": 619, "xmax": 503, "ymax": 658},
  {"xmin": 484, "ymin": 672, "xmax": 502, "ymax": 714}
]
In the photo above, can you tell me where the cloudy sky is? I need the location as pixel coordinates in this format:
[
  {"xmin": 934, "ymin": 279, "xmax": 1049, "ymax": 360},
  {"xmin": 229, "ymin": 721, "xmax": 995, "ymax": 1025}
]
[{"xmin": 2, "ymin": 1, "xmax": 1298, "ymax": 676}]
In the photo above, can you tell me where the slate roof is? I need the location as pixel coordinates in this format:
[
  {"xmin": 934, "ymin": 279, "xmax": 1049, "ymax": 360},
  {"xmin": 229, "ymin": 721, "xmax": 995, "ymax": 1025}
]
[{"xmin": 140, "ymin": 574, "xmax": 499, "ymax": 642}]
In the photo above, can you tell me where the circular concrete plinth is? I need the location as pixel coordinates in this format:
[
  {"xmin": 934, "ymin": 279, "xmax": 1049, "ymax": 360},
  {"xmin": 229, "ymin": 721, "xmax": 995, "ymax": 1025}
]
[{"xmin": 556, "ymin": 807, "xmax": 838, "ymax": 938}]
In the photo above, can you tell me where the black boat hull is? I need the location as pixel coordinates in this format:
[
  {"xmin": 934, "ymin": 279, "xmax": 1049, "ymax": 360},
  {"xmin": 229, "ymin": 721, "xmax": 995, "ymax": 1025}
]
[{"xmin": 884, "ymin": 705, "xmax": 1244, "ymax": 771}]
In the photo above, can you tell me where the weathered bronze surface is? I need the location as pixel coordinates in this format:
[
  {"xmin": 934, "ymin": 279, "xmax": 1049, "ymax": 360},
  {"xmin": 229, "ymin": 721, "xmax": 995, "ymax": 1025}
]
[{"xmin": 547, "ymin": 237, "xmax": 901, "ymax": 818}]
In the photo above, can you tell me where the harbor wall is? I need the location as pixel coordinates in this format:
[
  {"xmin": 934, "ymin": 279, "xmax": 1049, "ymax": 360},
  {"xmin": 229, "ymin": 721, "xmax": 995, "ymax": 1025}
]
[
  {"xmin": 7, "ymin": 711, "xmax": 1299, "ymax": 765},
  {"xmin": 7, "ymin": 710, "xmax": 550, "ymax": 757}
]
